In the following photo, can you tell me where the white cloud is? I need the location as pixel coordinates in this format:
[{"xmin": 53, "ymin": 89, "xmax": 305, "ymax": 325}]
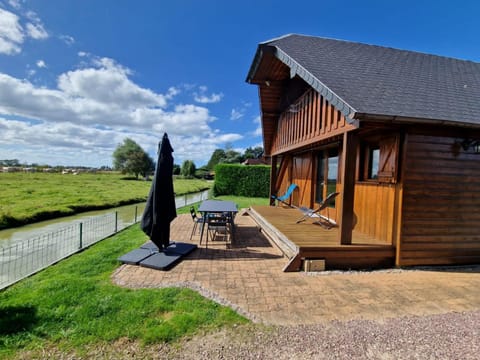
[
  {"xmin": 8, "ymin": 0, "xmax": 22, "ymax": 10},
  {"xmin": 0, "ymin": 57, "xmax": 244, "ymax": 166},
  {"xmin": 165, "ymin": 86, "xmax": 180, "ymax": 99},
  {"xmin": 194, "ymin": 92, "xmax": 223, "ymax": 104},
  {"xmin": 252, "ymin": 115, "xmax": 262, "ymax": 136},
  {"xmin": 0, "ymin": 7, "xmax": 48, "ymax": 55},
  {"xmin": 60, "ymin": 34, "xmax": 74, "ymax": 45},
  {"xmin": 36, "ymin": 59, "xmax": 46, "ymax": 68},
  {"xmin": 57, "ymin": 57, "xmax": 166, "ymax": 109},
  {"xmin": 230, "ymin": 108, "xmax": 243, "ymax": 120},
  {"xmin": 25, "ymin": 21, "xmax": 48, "ymax": 39},
  {"xmin": 0, "ymin": 8, "xmax": 24, "ymax": 54},
  {"xmin": 193, "ymin": 85, "xmax": 223, "ymax": 104}
]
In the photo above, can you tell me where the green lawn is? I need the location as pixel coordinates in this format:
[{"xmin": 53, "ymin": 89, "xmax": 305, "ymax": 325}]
[
  {"xmin": 0, "ymin": 224, "xmax": 247, "ymax": 358},
  {"xmin": 0, "ymin": 173, "xmax": 211, "ymax": 229}
]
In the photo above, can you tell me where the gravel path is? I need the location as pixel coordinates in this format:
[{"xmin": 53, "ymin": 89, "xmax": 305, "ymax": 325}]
[
  {"xmin": 48, "ymin": 310, "xmax": 477, "ymax": 359},
  {"xmin": 162, "ymin": 310, "xmax": 480, "ymax": 359}
]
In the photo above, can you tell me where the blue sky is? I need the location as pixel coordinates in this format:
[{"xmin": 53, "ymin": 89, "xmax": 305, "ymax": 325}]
[{"xmin": 0, "ymin": 0, "xmax": 479, "ymax": 167}]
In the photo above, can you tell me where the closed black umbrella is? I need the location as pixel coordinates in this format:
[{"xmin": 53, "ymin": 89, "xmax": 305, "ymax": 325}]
[{"xmin": 140, "ymin": 133, "xmax": 177, "ymax": 250}]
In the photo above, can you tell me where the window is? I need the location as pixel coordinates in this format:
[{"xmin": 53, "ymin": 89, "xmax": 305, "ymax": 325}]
[
  {"xmin": 361, "ymin": 134, "xmax": 399, "ymax": 183},
  {"xmin": 368, "ymin": 146, "xmax": 380, "ymax": 179},
  {"xmin": 315, "ymin": 148, "xmax": 339, "ymax": 206}
]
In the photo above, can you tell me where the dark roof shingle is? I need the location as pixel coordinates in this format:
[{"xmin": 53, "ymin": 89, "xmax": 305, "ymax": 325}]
[{"xmin": 258, "ymin": 34, "xmax": 480, "ymax": 125}]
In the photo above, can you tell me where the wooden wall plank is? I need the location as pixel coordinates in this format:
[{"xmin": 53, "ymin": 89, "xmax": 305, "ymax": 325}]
[{"xmin": 399, "ymin": 133, "xmax": 480, "ymax": 266}]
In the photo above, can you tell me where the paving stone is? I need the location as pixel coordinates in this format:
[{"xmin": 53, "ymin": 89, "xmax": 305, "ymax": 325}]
[{"xmin": 112, "ymin": 213, "xmax": 480, "ymax": 325}]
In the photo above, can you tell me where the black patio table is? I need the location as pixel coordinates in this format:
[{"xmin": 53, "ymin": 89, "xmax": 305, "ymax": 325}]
[{"xmin": 198, "ymin": 200, "xmax": 238, "ymax": 245}]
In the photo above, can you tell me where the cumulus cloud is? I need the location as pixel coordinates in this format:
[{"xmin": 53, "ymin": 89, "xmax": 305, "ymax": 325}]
[
  {"xmin": 0, "ymin": 8, "xmax": 24, "ymax": 54},
  {"xmin": 252, "ymin": 115, "xmax": 262, "ymax": 136},
  {"xmin": 8, "ymin": 0, "xmax": 22, "ymax": 10},
  {"xmin": 193, "ymin": 85, "xmax": 223, "ymax": 104},
  {"xmin": 60, "ymin": 34, "xmax": 75, "ymax": 45},
  {"xmin": 25, "ymin": 21, "xmax": 48, "ymax": 39},
  {"xmin": 194, "ymin": 92, "xmax": 223, "ymax": 104},
  {"xmin": 0, "ymin": 7, "xmax": 49, "ymax": 55},
  {"xmin": 57, "ymin": 57, "xmax": 167, "ymax": 109},
  {"xmin": 36, "ymin": 59, "xmax": 46, "ymax": 68},
  {"xmin": 230, "ymin": 108, "xmax": 243, "ymax": 120},
  {"xmin": 0, "ymin": 56, "xmax": 244, "ymax": 166}
]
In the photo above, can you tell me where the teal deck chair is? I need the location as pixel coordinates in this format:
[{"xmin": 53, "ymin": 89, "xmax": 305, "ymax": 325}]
[{"xmin": 271, "ymin": 184, "xmax": 298, "ymax": 207}]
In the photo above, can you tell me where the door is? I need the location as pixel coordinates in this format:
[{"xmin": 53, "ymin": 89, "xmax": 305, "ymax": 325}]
[
  {"xmin": 315, "ymin": 148, "xmax": 339, "ymax": 220},
  {"xmin": 292, "ymin": 154, "xmax": 313, "ymax": 207}
]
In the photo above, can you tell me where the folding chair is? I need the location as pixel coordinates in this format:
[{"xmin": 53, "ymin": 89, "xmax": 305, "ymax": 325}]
[
  {"xmin": 189, "ymin": 206, "xmax": 205, "ymax": 240},
  {"xmin": 271, "ymin": 184, "xmax": 298, "ymax": 207},
  {"xmin": 295, "ymin": 192, "xmax": 340, "ymax": 228}
]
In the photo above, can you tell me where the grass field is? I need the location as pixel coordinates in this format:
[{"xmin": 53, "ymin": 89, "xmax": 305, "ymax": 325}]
[
  {"xmin": 0, "ymin": 224, "xmax": 248, "ymax": 358},
  {"xmin": 0, "ymin": 172, "xmax": 211, "ymax": 229}
]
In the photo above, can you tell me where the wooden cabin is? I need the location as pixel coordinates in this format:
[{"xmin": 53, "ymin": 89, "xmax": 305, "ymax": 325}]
[{"xmin": 246, "ymin": 34, "xmax": 480, "ymax": 271}]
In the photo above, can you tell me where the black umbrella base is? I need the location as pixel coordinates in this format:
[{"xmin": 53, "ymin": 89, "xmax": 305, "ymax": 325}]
[{"xmin": 118, "ymin": 241, "xmax": 197, "ymax": 270}]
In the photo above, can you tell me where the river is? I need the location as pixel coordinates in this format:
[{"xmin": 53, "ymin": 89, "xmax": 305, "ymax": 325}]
[{"xmin": 0, "ymin": 189, "xmax": 209, "ymax": 247}]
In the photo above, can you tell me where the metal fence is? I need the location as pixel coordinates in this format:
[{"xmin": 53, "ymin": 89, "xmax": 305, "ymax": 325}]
[{"xmin": 0, "ymin": 190, "xmax": 209, "ymax": 290}]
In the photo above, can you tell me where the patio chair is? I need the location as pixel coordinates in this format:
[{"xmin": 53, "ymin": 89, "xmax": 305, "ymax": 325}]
[
  {"xmin": 206, "ymin": 213, "xmax": 231, "ymax": 245},
  {"xmin": 271, "ymin": 184, "xmax": 298, "ymax": 207},
  {"xmin": 189, "ymin": 206, "xmax": 205, "ymax": 240},
  {"xmin": 295, "ymin": 192, "xmax": 340, "ymax": 229}
]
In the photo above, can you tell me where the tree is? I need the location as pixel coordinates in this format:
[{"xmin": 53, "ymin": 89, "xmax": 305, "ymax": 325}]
[
  {"xmin": 173, "ymin": 164, "xmax": 181, "ymax": 175},
  {"xmin": 112, "ymin": 138, "xmax": 154, "ymax": 179},
  {"xmin": 181, "ymin": 160, "xmax": 196, "ymax": 178},
  {"xmin": 206, "ymin": 149, "xmax": 226, "ymax": 170},
  {"xmin": 223, "ymin": 149, "xmax": 243, "ymax": 164},
  {"xmin": 244, "ymin": 146, "xmax": 264, "ymax": 159}
]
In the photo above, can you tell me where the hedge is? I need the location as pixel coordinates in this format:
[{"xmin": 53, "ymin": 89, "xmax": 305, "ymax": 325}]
[{"xmin": 213, "ymin": 164, "xmax": 270, "ymax": 197}]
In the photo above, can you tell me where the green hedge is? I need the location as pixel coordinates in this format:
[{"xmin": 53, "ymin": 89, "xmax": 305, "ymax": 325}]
[{"xmin": 213, "ymin": 164, "xmax": 270, "ymax": 197}]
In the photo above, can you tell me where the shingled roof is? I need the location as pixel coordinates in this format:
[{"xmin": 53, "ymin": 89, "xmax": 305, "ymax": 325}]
[{"xmin": 247, "ymin": 34, "xmax": 480, "ymax": 126}]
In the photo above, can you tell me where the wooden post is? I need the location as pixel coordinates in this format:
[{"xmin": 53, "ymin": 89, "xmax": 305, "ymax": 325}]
[
  {"xmin": 337, "ymin": 131, "xmax": 358, "ymax": 245},
  {"xmin": 79, "ymin": 222, "xmax": 83, "ymax": 249}
]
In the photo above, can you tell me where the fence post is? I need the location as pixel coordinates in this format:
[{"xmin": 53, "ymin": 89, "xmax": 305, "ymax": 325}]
[
  {"xmin": 115, "ymin": 211, "xmax": 118, "ymax": 232},
  {"xmin": 79, "ymin": 222, "xmax": 83, "ymax": 249},
  {"xmin": 134, "ymin": 206, "xmax": 138, "ymax": 223}
]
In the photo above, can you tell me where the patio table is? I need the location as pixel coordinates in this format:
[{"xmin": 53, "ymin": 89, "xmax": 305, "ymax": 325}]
[{"xmin": 198, "ymin": 200, "xmax": 238, "ymax": 245}]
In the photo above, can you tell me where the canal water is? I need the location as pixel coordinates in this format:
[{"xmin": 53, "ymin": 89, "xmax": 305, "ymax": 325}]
[{"xmin": 0, "ymin": 189, "xmax": 209, "ymax": 247}]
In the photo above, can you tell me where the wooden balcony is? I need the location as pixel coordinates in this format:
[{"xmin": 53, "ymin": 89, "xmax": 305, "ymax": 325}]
[{"xmin": 248, "ymin": 205, "xmax": 395, "ymax": 271}]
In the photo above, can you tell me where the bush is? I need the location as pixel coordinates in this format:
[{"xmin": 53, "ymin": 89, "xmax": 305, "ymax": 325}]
[{"xmin": 213, "ymin": 164, "xmax": 270, "ymax": 197}]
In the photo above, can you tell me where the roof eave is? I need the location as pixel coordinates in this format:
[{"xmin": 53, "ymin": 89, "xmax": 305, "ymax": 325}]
[
  {"xmin": 272, "ymin": 46, "xmax": 357, "ymax": 123},
  {"xmin": 355, "ymin": 113, "xmax": 480, "ymax": 129}
]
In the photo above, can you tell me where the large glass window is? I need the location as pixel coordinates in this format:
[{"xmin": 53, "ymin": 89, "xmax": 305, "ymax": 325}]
[{"xmin": 316, "ymin": 149, "xmax": 338, "ymax": 206}]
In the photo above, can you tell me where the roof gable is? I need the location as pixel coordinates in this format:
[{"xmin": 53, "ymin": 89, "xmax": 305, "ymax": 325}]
[{"xmin": 247, "ymin": 34, "xmax": 480, "ymax": 126}]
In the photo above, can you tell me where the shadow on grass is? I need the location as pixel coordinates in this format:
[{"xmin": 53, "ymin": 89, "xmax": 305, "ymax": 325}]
[{"xmin": 0, "ymin": 305, "xmax": 37, "ymax": 335}]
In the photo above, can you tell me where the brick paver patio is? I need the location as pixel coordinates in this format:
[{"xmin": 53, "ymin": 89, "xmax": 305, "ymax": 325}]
[{"xmin": 112, "ymin": 212, "xmax": 480, "ymax": 325}]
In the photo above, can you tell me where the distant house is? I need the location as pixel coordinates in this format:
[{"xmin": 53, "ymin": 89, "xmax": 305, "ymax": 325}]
[
  {"xmin": 242, "ymin": 157, "xmax": 271, "ymax": 166},
  {"xmin": 246, "ymin": 34, "xmax": 480, "ymax": 269}
]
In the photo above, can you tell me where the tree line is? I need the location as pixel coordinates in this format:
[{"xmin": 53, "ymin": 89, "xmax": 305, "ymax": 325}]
[{"xmin": 112, "ymin": 138, "xmax": 263, "ymax": 179}]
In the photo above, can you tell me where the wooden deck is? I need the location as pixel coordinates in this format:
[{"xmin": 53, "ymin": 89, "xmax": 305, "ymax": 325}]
[{"xmin": 248, "ymin": 205, "xmax": 395, "ymax": 271}]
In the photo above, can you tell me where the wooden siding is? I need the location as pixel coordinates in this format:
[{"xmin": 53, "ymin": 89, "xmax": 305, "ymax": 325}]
[
  {"xmin": 271, "ymin": 89, "xmax": 355, "ymax": 155},
  {"xmin": 399, "ymin": 134, "xmax": 480, "ymax": 266},
  {"xmin": 353, "ymin": 183, "xmax": 396, "ymax": 244}
]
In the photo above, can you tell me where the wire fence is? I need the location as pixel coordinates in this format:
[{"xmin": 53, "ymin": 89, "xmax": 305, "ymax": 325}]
[{"xmin": 0, "ymin": 190, "xmax": 209, "ymax": 290}]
